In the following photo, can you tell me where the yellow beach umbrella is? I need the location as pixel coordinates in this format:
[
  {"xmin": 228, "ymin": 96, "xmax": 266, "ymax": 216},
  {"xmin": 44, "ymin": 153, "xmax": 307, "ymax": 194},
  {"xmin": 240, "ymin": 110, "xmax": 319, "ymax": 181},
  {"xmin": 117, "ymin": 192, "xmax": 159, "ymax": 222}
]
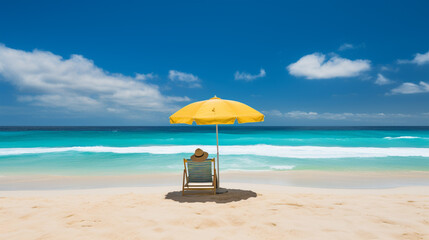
[{"xmin": 169, "ymin": 96, "xmax": 264, "ymax": 189}]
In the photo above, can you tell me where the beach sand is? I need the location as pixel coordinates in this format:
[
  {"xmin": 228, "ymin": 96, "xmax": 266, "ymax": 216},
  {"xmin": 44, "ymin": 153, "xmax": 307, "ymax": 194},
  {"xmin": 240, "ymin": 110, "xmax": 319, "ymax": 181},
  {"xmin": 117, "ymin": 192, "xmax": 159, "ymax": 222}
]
[{"xmin": 1, "ymin": 181, "xmax": 429, "ymax": 240}]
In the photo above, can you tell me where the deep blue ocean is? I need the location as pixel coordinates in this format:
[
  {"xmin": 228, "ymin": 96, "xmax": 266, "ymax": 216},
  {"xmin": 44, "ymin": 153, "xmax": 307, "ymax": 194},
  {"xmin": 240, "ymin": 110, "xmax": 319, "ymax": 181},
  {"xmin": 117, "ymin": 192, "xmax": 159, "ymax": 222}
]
[{"xmin": 1, "ymin": 126, "xmax": 429, "ymax": 176}]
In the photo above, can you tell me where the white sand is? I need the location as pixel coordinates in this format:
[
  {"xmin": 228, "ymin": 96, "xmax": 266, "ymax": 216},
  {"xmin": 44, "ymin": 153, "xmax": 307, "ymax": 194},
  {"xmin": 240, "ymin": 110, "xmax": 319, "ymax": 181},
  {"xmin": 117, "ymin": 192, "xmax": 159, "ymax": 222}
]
[{"xmin": 1, "ymin": 183, "xmax": 429, "ymax": 240}]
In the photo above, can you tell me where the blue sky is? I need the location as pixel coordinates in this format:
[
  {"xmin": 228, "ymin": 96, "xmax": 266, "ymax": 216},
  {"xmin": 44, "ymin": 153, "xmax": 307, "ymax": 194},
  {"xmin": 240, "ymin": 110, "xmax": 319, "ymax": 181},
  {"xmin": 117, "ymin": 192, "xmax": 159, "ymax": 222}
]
[{"xmin": 0, "ymin": 0, "xmax": 428, "ymax": 126}]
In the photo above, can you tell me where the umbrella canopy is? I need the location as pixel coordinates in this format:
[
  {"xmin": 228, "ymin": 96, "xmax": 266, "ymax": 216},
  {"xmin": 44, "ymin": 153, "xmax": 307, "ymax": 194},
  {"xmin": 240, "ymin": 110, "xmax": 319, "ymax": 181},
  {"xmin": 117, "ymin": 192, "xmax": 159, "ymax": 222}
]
[
  {"xmin": 169, "ymin": 96, "xmax": 264, "ymax": 191},
  {"xmin": 170, "ymin": 96, "xmax": 264, "ymax": 125}
]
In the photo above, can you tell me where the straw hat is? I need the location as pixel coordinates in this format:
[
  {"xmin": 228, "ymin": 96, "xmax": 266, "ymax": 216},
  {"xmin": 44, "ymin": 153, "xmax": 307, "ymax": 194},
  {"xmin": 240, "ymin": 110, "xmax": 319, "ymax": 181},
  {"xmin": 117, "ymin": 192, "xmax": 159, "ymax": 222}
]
[{"xmin": 191, "ymin": 148, "xmax": 208, "ymax": 162}]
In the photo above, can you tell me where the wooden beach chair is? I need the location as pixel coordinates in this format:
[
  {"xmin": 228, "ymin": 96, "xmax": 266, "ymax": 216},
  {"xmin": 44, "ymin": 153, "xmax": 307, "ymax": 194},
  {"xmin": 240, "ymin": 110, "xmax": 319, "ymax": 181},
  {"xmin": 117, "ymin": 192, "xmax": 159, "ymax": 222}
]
[{"xmin": 182, "ymin": 158, "xmax": 217, "ymax": 195}]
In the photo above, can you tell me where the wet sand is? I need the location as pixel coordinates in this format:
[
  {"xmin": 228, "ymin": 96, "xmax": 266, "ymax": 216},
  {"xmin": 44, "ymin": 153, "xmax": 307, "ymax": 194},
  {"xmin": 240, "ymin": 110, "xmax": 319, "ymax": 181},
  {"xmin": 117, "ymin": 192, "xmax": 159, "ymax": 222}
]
[{"xmin": 1, "ymin": 170, "xmax": 429, "ymax": 190}]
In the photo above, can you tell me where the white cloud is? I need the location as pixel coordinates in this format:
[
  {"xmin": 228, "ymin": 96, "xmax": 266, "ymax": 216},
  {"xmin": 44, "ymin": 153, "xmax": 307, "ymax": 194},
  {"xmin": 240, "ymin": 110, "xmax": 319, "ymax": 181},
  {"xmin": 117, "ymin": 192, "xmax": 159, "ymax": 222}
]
[
  {"xmin": 284, "ymin": 111, "xmax": 319, "ymax": 119},
  {"xmin": 375, "ymin": 73, "xmax": 393, "ymax": 85},
  {"xmin": 135, "ymin": 73, "xmax": 156, "ymax": 81},
  {"xmin": 413, "ymin": 51, "xmax": 429, "ymax": 65},
  {"xmin": 265, "ymin": 110, "xmax": 410, "ymax": 120},
  {"xmin": 338, "ymin": 43, "xmax": 354, "ymax": 51},
  {"xmin": 0, "ymin": 44, "xmax": 189, "ymax": 113},
  {"xmin": 234, "ymin": 68, "xmax": 266, "ymax": 81},
  {"xmin": 390, "ymin": 81, "xmax": 429, "ymax": 95},
  {"xmin": 287, "ymin": 53, "xmax": 371, "ymax": 79},
  {"xmin": 397, "ymin": 50, "xmax": 429, "ymax": 65},
  {"xmin": 168, "ymin": 70, "xmax": 201, "ymax": 88}
]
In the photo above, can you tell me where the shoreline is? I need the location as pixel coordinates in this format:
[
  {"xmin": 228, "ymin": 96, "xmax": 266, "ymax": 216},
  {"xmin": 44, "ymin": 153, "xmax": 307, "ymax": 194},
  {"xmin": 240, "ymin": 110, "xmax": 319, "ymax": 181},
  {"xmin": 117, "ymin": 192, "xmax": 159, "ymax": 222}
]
[{"xmin": 2, "ymin": 170, "xmax": 429, "ymax": 191}]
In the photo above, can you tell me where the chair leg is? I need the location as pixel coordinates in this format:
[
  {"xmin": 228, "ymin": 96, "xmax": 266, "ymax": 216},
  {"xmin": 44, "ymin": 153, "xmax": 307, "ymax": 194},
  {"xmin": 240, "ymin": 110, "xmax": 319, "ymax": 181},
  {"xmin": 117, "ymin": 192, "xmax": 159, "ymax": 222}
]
[
  {"xmin": 213, "ymin": 174, "xmax": 217, "ymax": 195},
  {"xmin": 182, "ymin": 170, "xmax": 185, "ymax": 196}
]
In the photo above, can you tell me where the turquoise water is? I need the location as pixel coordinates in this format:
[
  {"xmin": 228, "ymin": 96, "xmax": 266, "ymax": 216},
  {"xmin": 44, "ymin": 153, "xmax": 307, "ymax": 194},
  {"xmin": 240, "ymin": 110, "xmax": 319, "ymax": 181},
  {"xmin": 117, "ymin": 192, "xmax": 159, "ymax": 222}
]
[{"xmin": 1, "ymin": 126, "xmax": 429, "ymax": 175}]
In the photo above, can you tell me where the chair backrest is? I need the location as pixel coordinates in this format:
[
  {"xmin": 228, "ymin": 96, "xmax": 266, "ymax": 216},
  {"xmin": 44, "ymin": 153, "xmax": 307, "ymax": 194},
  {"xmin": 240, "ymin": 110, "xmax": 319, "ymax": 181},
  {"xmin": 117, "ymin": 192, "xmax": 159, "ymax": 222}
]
[{"xmin": 186, "ymin": 158, "xmax": 214, "ymax": 182}]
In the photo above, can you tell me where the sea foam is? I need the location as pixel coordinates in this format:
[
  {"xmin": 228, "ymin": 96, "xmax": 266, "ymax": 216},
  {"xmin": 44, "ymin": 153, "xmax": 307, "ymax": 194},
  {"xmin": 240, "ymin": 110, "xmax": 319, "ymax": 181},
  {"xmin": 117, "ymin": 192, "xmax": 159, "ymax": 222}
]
[
  {"xmin": 384, "ymin": 136, "xmax": 421, "ymax": 140},
  {"xmin": 270, "ymin": 165, "xmax": 296, "ymax": 170},
  {"xmin": 1, "ymin": 145, "xmax": 429, "ymax": 158}
]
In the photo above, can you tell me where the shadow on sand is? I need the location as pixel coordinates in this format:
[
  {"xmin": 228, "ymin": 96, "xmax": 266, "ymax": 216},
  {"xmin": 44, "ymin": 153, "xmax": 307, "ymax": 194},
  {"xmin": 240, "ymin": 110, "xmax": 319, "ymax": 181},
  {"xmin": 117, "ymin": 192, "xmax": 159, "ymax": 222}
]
[{"xmin": 165, "ymin": 188, "xmax": 257, "ymax": 203}]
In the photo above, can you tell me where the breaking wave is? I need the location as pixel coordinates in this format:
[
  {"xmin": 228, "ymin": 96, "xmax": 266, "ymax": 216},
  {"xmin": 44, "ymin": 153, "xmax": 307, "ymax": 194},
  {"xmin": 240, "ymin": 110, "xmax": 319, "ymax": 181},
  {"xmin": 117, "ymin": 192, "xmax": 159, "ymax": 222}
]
[{"xmin": 1, "ymin": 145, "xmax": 429, "ymax": 158}]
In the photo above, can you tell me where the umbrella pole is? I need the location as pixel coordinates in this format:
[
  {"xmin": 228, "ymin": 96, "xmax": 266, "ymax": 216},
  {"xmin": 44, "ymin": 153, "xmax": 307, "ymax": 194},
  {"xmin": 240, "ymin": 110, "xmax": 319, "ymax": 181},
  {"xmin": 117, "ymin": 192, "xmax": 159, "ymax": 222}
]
[
  {"xmin": 216, "ymin": 124, "xmax": 220, "ymax": 188},
  {"xmin": 215, "ymin": 125, "xmax": 227, "ymax": 194}
]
